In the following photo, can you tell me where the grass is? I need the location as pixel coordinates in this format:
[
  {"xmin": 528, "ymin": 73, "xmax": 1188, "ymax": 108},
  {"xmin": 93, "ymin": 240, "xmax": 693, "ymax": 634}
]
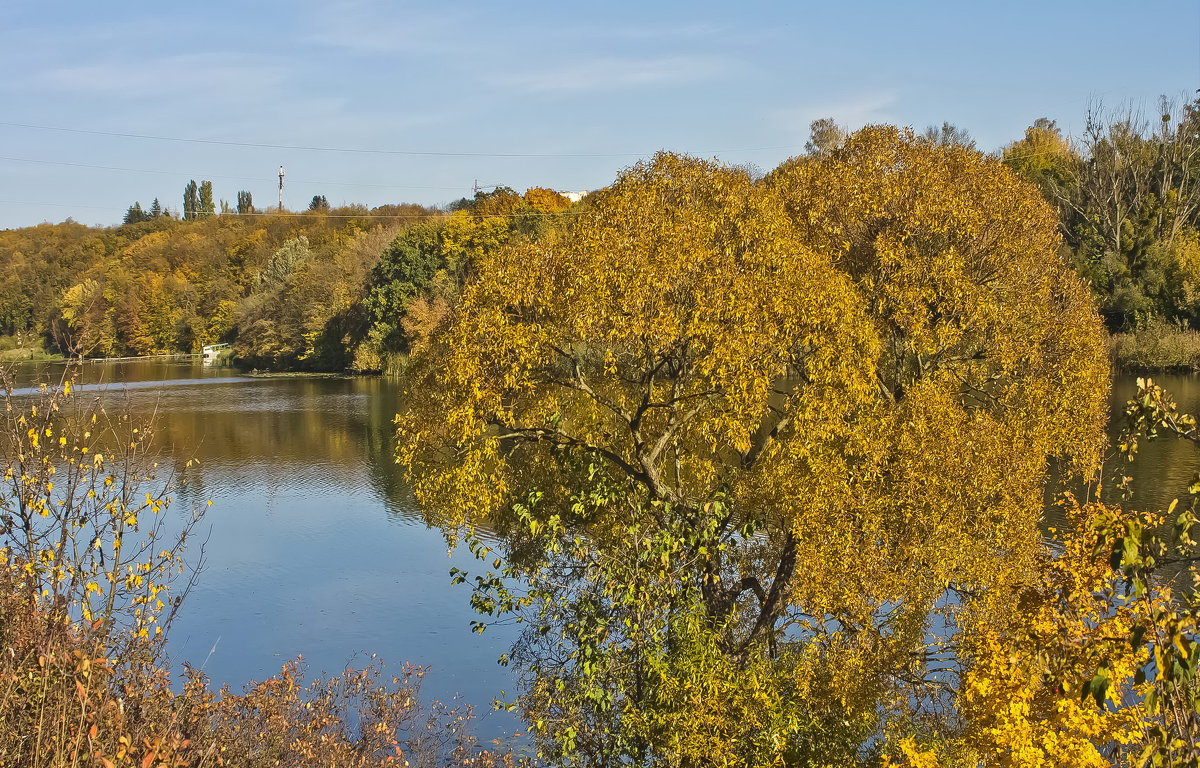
[
  {"xmin": 1110, "ymin": 322, "xmax": 1200, "ymax": 372},
  {"xmin": 0, "ymin": 347, "xmax": 62, "ymax": 362},
  {"xmin": 0, "ymin": 335, "xmax": 62, "ymax": 362}
]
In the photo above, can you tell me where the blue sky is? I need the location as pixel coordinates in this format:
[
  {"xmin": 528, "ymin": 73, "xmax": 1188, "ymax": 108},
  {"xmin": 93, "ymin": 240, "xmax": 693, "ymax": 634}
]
[{"xmin": 1, "ymin": 0, "xmax": 1196, "ymax": 229}]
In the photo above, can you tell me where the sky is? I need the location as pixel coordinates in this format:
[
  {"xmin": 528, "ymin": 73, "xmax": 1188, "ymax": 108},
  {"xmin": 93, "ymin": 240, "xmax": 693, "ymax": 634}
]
[{"xmin": 1, "ymin": 0, "xmax": 1197, "ymax": 230}]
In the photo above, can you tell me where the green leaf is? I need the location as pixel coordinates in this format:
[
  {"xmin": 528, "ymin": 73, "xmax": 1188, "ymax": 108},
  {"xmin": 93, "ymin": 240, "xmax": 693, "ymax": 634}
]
[
  {"xmin": 1131, "ymin": 623, "xmax": 1147, "ymax": 651},
  {"xmin": 1083, "ymin": 664, "xmax": 1111, "ymax": 708}
]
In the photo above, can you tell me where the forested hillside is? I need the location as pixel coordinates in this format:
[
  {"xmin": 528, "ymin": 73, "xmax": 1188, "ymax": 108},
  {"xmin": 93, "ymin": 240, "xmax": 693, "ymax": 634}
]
[
  {"xmin": 0, "ymin": 187, "xmax": 572, "ymax": 371},
  {"xmin": 4, "ymin": 96, "xmax": 1199, "ymax": 372}
]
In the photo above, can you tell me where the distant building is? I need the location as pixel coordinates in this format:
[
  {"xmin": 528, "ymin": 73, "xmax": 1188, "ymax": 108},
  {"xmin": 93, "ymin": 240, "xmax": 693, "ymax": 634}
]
[
  {"xmin": 201, "ymin": 343, "xmax": 230, "ymax": 365},
  {"xmin": 559, "ymin": 191, "xmax": 589, "ymax": 204}
]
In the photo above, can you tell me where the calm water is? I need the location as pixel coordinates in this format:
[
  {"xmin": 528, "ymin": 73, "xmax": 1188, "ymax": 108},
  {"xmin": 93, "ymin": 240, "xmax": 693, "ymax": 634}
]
[
  {"xmin": 7, "ymin": 360, "xmax": 1200, "ymax": 744},
  {"xmin": 8, "ymin": 360, "xmax": 521, "ymax": 741},
  {"xmin": 1108, "ymin": 373, "xmax": 1200, "ymax": 513}
]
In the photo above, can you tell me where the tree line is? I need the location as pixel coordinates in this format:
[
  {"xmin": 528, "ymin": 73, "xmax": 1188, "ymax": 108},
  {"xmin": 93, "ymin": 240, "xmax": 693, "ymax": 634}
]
[
  {"xmin": 0, "ymin": 186, "xmax": 573, "ymax": 370},
  {"xmin": 813, "ymin": 97, "xmax": 1200, "ymax": 334},
  {"xmin": 1002, "ymin": 99, "xmax": 1200, "ymax": 332},
  {"xmin": 3, "ymin": 96, "xmax": 1198, "ymax": 372}
]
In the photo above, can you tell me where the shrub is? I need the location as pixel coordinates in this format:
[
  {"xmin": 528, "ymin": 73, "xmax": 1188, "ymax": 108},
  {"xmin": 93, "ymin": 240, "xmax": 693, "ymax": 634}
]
[
  {"xmin": 1110, "ymin": 318, "xmax": 1200, "ymax": 371},
  {"xmin": 0, "ymin": 368, "xmax": 518, "ymax": 767}
]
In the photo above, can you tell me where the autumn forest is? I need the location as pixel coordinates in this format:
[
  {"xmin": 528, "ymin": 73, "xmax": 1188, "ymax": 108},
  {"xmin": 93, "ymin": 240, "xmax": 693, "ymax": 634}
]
[
  {"xmin": 4, "ymin": 100, "xmax": 1200, "ymax": 374},
  {"xmin": 8, "ymin": 95, "xmax": 1200, "ymax": 768}
]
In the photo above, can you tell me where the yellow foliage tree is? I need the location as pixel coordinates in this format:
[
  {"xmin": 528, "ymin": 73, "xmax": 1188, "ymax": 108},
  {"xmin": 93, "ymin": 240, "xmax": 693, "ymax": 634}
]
[
  {"xmin": 439, "ymin": 211, "xmax": 517, "ymax": 275},
  {"xmin": 886, "ymin": 501, "xmax": 1151, "ymax": 767},
  {"xmin": 1001, "ymin": 118, "xmax": 1080, "ymax": 205},
  {"xmin": 523, "ymin": 187, "xmax": 572, "ymax": 213},
  {"xmin": 397, "ymin": 131, "xmax": 1110, "ymax": 765},
  {"xmin": 59, "ymin": 278, "xmax": 117, "ymax": 357}
]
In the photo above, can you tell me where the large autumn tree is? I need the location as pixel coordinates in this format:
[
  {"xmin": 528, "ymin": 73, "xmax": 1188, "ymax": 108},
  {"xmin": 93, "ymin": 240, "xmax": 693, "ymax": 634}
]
[{"xmin": 396, "ymin": 128, "xmax": 1110, "ymax": 765}]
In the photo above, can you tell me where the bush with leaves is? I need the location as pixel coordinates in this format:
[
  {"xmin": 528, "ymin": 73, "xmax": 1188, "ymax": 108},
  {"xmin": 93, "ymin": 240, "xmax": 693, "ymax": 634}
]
[{"xmin": 0, "ymin": 368, "xmax": 519, "ymax": 767}]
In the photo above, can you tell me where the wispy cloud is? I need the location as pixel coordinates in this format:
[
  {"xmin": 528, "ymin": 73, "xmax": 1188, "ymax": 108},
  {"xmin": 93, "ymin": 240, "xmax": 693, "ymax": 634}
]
[
  {"xmin": 767, "ymin": 91, "xmax": 900, "ymax": 136},
  {"xmin": 583, "ymin": 21, "xmax": 726, "ymax": 42},
  {"xmin": 27, "ymin": 51, "xmax": 363, "ymax": 146},
  {"xmin": 493, "ymin": 55, "xmax": 727, "ymax": 95},
  {"xmin": 302, "ymin": 0, "xmax": 473, "ymax": 56},
  {"xmin": 17, "ymin": 40, "xmax": 459, "ymax": 149},
  {"xmin": 0, "ymin": 12, "xmax": 174, "ymax": 51},
  {"xmin": 37, "ymin": 53, "xmax": 287, "ymax": 100}
]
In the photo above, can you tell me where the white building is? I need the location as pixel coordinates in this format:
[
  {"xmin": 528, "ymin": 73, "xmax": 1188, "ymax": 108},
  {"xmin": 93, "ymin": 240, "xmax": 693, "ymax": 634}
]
[{"xmin": 201, "ymin": 343, "xmax": 230, "ymax": 365}]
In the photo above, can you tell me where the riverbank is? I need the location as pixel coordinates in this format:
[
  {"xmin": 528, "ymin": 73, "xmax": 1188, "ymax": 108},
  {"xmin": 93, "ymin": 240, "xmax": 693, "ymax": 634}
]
[
  {"xmin": 0, "ymin": 346, "xmax": 61, "ymax": 363},
  {"xmin": 13, "ymin": 331, "xmax": 1200, "ymax": 377},
  {"xmin": 1110, "ymin": 326, "xmax": 1200, "ymax": 372}
]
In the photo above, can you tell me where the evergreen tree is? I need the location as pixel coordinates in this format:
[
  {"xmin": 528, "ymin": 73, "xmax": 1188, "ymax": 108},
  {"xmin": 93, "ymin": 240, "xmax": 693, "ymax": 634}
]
[
  {"xmin": 122, "ymin": 202, "xmax": 150, "ymax": 225},
  {"xmin": 236, "ymin": 190, "xmax": 254, "ymax": 215},
  {"xmin": 149, "ymin": 198, "xmax": 162, "ymax": 218},
  {"xmin": 308, "ymin": 195, "xmax": 329, "ymax": 211},
  {"xmin": 199, "ymin": 181, "xmax": 215, "ymax": 217},
  {"xmin": 183, "ymin": 180, "xmax": 199, "ymax": 221}
]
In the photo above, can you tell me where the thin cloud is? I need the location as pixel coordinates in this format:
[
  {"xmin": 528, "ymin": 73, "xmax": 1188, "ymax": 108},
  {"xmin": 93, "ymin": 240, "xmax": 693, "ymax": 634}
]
[
  {"xmin": 302, "ymin": 0, "xmax": 473, "ymax": 55},
  {"xmin": 586, "ymin": 21, "xmax": 726, "ymax": 42},
  {"xmin": 494, "ymin": 55, "xmax": 727, "ymax": 95},
  {"xmin": 37, "ymin": 53, "xmax": 288, "ymax": 99},
  {"xmin": 768, "ymin": 91, "xmax": 901, "ymax": 136},
  {"xmin": 28, "ymin": 53, "xmax": 370, "ymax": 148}
]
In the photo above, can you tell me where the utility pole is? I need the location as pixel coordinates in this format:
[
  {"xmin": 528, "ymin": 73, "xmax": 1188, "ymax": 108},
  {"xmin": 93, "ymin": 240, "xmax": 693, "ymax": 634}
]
[{"xmin": 278, "ymin": 165, "xmax": 285, "ymax": 211}]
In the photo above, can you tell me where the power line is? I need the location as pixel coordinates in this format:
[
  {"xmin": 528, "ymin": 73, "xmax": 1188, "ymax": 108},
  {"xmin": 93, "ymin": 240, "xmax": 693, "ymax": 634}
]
[
  {"xmin": 0, "ymin": 199, "xmax": 590, "ymax": 220},
  {"xmin": 0, "ymin": 199, "xmax": 119, "ymax": 211},
  {"xmin": 0, "ymin": 121, "xmax": 801, "ymax": 158},
  {"xmin": 0, "ymin": 155, "xmax": 475, "ymax": 191}
]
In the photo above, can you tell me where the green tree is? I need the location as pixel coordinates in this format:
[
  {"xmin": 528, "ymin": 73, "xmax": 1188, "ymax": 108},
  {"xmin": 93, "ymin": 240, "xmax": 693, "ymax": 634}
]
[
  {"xmin": 308, "ymin": 195, "xmax": 329, "ymax": 211},
  {"xmin": 122, "ymin": 202, "xmax": 151, "ymax": 225},
  {"xmin": 199, "ymin": 180, "xmax": 215, "ymax": 217},
  {"xmin": 363, "ymin": 224, "xmax": 445, "ymax": 353},
  {"xmin": 1011, "ymin": 99, "xmax": 1200, "ymax": 330},
  {"xmin": 397, "ymin": 133, "xmax": 1109, "ymax": 765},
  {"xmin": 149, "ymin": 197, "xmax": 163, "ymax": 218},
  {"xmin": 236, "ymin": 190, "xmax": 254, "ymax": 215},
  {"xmin": 183, "ymin": 180, "xmax": 199, "ymax": 221}
]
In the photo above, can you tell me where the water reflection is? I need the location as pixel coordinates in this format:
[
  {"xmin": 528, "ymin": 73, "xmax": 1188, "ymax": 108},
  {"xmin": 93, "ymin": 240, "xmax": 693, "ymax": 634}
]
[
  {"xmin": 6, "ymin": 360, "xmax": 520, "ymax": 740},
  {"xmin": 1107, "ymin": 373, "xmax": 1200, "ymax": 514},
  {"xmin": 8, "ymin": 359, "xmax": 1200, "ymax": 744}
]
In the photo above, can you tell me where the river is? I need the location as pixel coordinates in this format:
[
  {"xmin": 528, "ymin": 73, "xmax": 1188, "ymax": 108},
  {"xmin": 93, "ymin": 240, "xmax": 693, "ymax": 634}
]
[
  {"xmin": 4, "ymin": 360, "xmax": 1200, "ymax": 744},
  {"xmin": 6, "ymin": 359, "xmax": 522, "ymax": 741}
]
